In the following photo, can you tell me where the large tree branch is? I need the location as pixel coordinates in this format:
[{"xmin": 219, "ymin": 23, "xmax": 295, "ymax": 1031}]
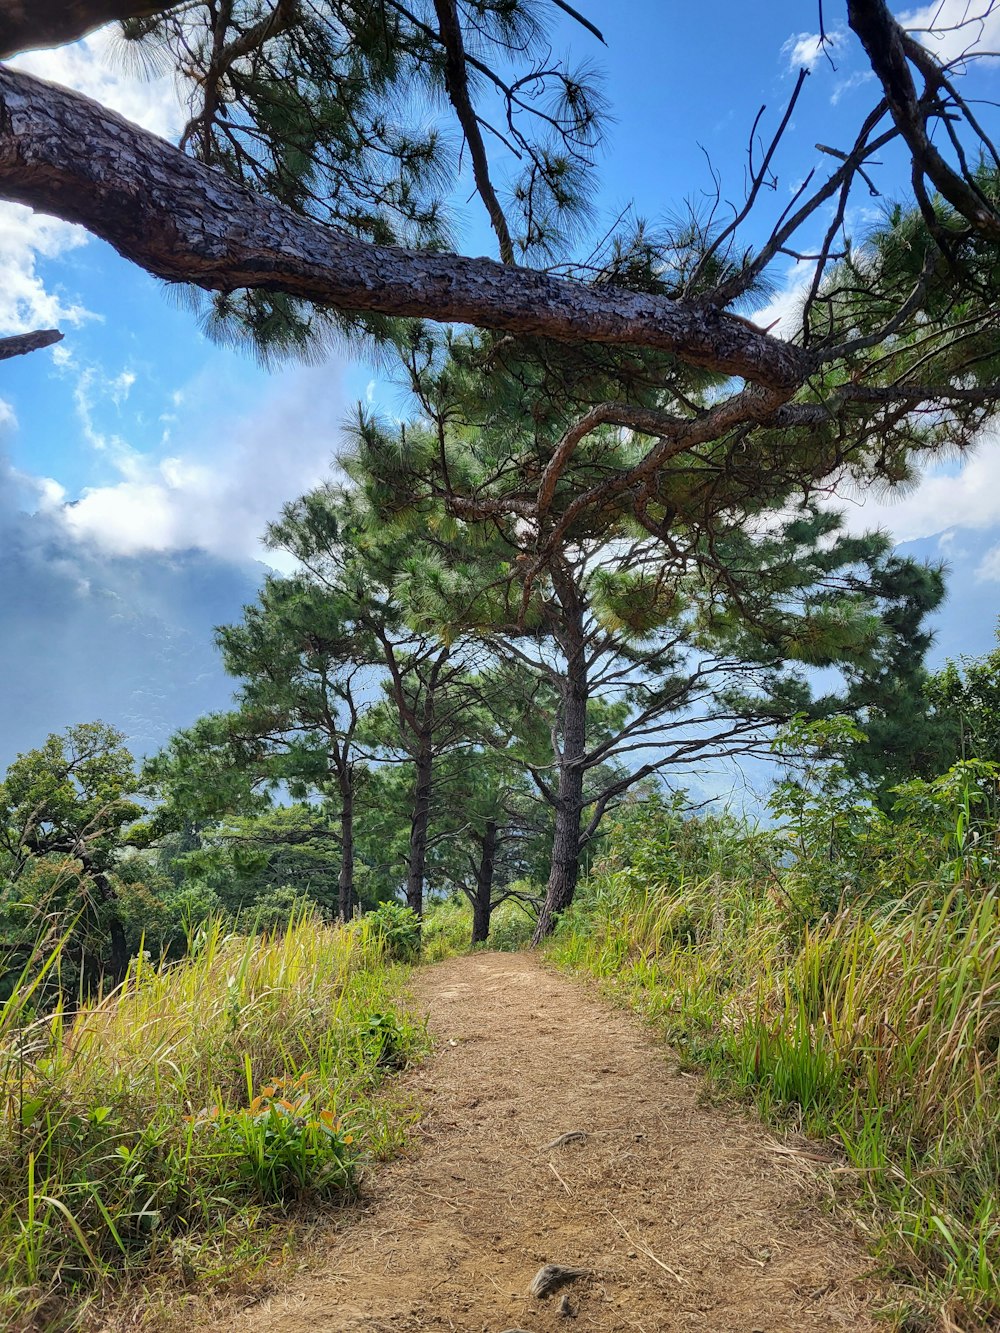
[
  {"xmin": 0, "ymin": 67, "xmax": 808, "ymax": 391},
  {"xmin": 0, "ymin": 1, "xmax": 186, "ymax": 60},
  {"xmin": 847, "ymin": 0, "xmax": 1000, "ymax": 239},
  {"xmin": 0, "ymin": 327, "xmax": 62, "ymax": 360}
]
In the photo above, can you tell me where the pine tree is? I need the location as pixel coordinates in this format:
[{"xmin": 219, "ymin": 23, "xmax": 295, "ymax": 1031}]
[
  {"xmin": 265, "ymin": 488, "xmax": 489, "ymax": 916},
  {"xmin": 348, "ymin": 408, "xmax": 948, "ymax": 938}
]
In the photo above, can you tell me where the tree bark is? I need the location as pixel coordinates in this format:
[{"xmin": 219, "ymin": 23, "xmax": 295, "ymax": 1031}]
[
  {"xmin": 533, "ymin": 592, "xmax": 588, "ymax": 943},
  {"xmin": 847, "ymin": 0, "xmax": 1000, "ymax": 240},
  {"xmin": 406, "ymin": 744, "xmax": 433, "ymax": 917},
  {"xmin": 470, "ymin": 818, "xmax": 498, "ymax": 945},
  {"xmin": 0, "ymin": 67, "xmax": 807, "ymax": 392},
  {"xmin": 337, "ymin": 776, "xmax": 354, "ymax": 921},
  {"xmin": 107, "ymin": 912, "xmax": 129, "ymax": 983},
  {"xmin": 0, "ymin": 2, "xmax": 186, "ymax": 60},
  {"xmin": 90, "ymin": 867, "xmax": 129, "ymax": 984},
  {"xmin": 0, "ymin": 328, "xmax": 62, "ymax": 361}
]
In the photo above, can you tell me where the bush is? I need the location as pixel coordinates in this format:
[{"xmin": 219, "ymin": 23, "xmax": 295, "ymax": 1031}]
[
  {"xmin": 365, "ymin": 901, "xmax": 422, "ymax": 961},
  {"xmin": 191, "ymin": 1071, "xmax": 358, "ymax": 1203},
  {"xmin": 487, "ymin": 896, "xmax": 536, "ymax": 951},
  {"xmin": 422, "ymin": 897, "xmax": 471, "ymax": 960},
  {"xmin": 235, "ymin": 883, "xmax": 324, "ymax": 934},
  {"xmin": 420, "ymin": 893, "xmax": 538, "ymax": 957}
]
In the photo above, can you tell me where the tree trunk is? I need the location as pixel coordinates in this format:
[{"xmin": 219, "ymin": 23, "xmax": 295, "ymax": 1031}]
[
  {"xmin": 338, "ymin": 778, "xmax": 355, "ymax": 921},
  {"xmin": 533, "ymin": 600, "xmax": 588, "ymax": 944},
  {"xmin": 406, "ymin": 746, "xmax": 433, "ymax": 917},
  {"xmin": 107, "ymin": 913, "xmax": 128, "ymax": 983},
  {"xmin": 91, "ymin": 868, "xmax": 129, "ymax": 984},
  {"xmin": 533, "ymin": 768, "xmax": 584, "ymax": 942},
  {"xmin": 470, "ymin": 819, "xmax": 498, "ymax": 945}
]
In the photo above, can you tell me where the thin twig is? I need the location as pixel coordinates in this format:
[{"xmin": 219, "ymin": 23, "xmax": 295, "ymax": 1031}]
[
  {"xmin": 605, "ymin": 1208, "xmax": 686, "ymax": 1285},
  {"xmin": 548, "ymin": 1161, "xmax": 572, "ymax": 1195}
]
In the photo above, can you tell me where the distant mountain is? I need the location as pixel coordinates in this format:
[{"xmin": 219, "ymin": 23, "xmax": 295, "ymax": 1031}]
[
  {"xmin": 898, "ymin": 529, "xmax": 1000, "ymax": 667},
  {"xmin": 0, "ymin": 497, "xmax": 262, "ymax": 766}
]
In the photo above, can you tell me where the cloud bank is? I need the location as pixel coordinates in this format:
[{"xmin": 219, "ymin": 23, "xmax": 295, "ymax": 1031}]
[{"xmin": 50, "ymin": 362, "xmax": 348, "ymax": 562}]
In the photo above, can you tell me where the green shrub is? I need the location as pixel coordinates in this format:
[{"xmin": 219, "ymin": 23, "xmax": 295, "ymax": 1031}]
[
  {"xmin": 487, "ymin": 896, "xmax": 536, "ymax": 951},
  {"xmin": 366, "ymin": 901, "xmax": 422, "ymax": 961},
  {"xmin": 420, "ymin": 893, "xmax": 538, "ymax": 957},
  {"xmin": 421, "ymin": 896, "xmax": 472, "ymax": 960},
  {"xmin": 357, "ymin": 1010, "xmax": 411, "ymax": 1070},
  {"xmin": 235, "ymin": 883, "xmax": 323, "ymax": 934},
  {"xmin": 193, "ymin": 1071, "xmax": 358, "ymax": 1203}
]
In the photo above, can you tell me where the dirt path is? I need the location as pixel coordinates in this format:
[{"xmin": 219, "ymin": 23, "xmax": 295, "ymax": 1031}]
[{"xmin": 210, "ymin": 953, "xmax": 874, "ymax": 1332}]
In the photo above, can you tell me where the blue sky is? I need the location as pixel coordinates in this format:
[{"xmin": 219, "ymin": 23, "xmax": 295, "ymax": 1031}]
[{"xmin": 1, "ymin": 1, "xmax": 999, "ymax": 763}]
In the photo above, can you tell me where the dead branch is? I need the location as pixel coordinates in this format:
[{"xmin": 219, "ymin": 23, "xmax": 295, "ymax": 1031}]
[{"xmin": 0, "ymin": 327, "xmax": 63, "ymax": 361}]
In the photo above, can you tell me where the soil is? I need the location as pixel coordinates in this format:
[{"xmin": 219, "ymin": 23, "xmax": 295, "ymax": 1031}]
[{"xmin": 204, "ymin": 952, "xmax": 875, "ymax": 1332}]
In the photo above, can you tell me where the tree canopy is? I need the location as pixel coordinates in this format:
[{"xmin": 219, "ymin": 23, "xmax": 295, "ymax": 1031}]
[{"xmin": 3, "ymin": 0, "xmax": 1000, "ymax": 550}]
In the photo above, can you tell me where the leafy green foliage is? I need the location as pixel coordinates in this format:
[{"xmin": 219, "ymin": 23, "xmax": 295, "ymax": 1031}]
[
  {"xmin": 771, "ymin": 715, "xmax": 1000, "ymax": 913},
  {"xmin": 926, "ymin": 625, "xmax": 1000, "ymax": 767},
  {"xmin": 0, "ymin": 724, "xmax": 149, "ymax": 992},
  {"xmin": 346, "ymin": 339, "xmax": 949, "ymax": 934},
  {"xmin": 193, "ymin": 1071, "xmax": 358, "ymax": 1204},
  {"xmin": 365, "ymin": 901, "xmax": 422, "ymax": 961}
]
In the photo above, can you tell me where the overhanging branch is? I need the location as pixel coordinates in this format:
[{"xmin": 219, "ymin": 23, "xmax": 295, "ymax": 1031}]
[
  {"xmin": 0, "ymin": 1, "xmax": 186, "ymax": 60},
  {"xmin": 0, "ymin": 67, "xmax": 808, "ymax": 391},
  {"xmin": 0, "ymin": 327, "xmax": 63, "ymax": 361}
]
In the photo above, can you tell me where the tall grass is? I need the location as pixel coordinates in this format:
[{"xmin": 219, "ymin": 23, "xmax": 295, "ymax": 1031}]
[
  {"xmin": 0, "ymin": 913, "xmax": 426, "ymax": 1330},
  {"xmin": 549, "ymin": 813, "xmax": 1000, "ymax": 1329},
  {"xmin": 421, "ymin": 894, "xmax": 537, "ymax": 960}
]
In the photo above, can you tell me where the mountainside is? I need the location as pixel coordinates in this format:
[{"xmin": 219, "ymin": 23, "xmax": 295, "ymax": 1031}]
[{"xmin": 0, "ymin": 494, "xmax": 261, "ymax": 765}]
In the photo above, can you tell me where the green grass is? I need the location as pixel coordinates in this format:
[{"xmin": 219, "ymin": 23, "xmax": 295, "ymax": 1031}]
[
  {"xmin": 549, "ymin": 873, "xmax": 1000, "ymax": 1329},
  {"xmin": 0, "ymin": 912, "xmax": 427, "ymax": 1330}
]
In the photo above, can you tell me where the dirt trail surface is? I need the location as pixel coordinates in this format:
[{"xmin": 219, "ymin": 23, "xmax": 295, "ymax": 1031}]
[{"xmin": 210, "ymin": 953, "xmax": 874, "ymax": 1332}]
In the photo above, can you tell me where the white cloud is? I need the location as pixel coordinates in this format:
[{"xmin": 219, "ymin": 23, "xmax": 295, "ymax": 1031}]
[
  {"xmin": 58, "ymin": 366, "xmax": 346, "ymax": 563},
  {"xmin": 836, "ymin": 428, "xmax": 1000, "ymax": 543},
  {"xmin": 107, "ymin": 370, "xmax": 137, "ymax": 408},
  {"xmin": 57, "ymin": 357, "xmax": 135, "ymax": 460},
  {"xmin": 0, "ymin": 204, "xmax": 90, "ymax": 336},
  {"xmin": 831, "ymin": 69, "xmax": 875, "ymax": 105},
  {"xmin": 975, "ymin": 544, "xmax": 1000, "ymax": 581},
  {"xmin": 900, "ymin": 0, "xmax": 1000, "ymax": 66},
  {"xmin": 35, "ymin": 476, "xmax": 67, "ymax": 510},
  {"xmin": 783, "ymin": 29, "xmax": 844, "ymax": 71},
  {"xmin": 11, "ymin": 29, "xmax": 186, "ymax": 139},
  {"xmin": 752, "ymin": 263, "xmax": 813, "ymax": 338}
]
